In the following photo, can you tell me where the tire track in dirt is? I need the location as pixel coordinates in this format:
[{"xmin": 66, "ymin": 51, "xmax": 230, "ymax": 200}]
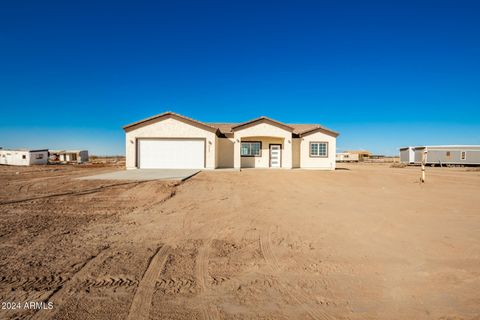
[
  {"xmin": 260, "ymin": 227, "xmax": 335, "ymax": 320},
  {"xmin": 195, "ymin": 229, "xmax": 232, "ymax": 320},
  {"xmin": 196, "ymin": 239, "xmax": 221, "ymax": 320},
  {"xmin": 0, "ymin": 181, "xmax": 149, "ymax": 206},
  {"xmin": 31, "ymin": 246, "xmax": 110, "ymax": 320},
  {"xmin": 82, "ymin": 276, "xmax": 139, "ymax": 289},
  {"xmin": 0, "ymin": 275, "xmax": 67, "ymax": 290},
  {"xmin": 126, "ymin": 244, "xmax": 171, "ymax": 320}
]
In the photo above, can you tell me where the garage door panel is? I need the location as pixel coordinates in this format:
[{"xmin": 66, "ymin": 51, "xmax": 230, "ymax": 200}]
[{"xmin": 138, "ymin": 139, "xmax": 205, "ymax": 169}]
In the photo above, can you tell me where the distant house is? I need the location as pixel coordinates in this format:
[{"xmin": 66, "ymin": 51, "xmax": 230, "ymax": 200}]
[
  {"xmin": 399, "ymin": 147, "xmax": 415, "ymax": 164},
  {"xmin": 344, "ymin": 150, "xmax": 371, "ymax": 161},
  {"xmin": 0, "ymin": 149, "xmax": 49, "ymax": 166},
  {"xmin": 123, "ymin": 112, "xmax": 339, "ymax": 170},
  {"xmin": 49, "ymin": 150, "xmax": 89, "ymax": 163},
  {"xmin": 412, "ymin": 146, "xmax": 480, "ymax": 166},
  {"xmin": 336, "ymin": 152, "xmax": 359, "ymax": 162}
]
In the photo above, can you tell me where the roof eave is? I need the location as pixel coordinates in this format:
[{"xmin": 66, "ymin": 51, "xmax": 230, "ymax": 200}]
[
  {"xmin": 123, "ymin": 112, "xmax": 218, "ymax": 133},
  {"xmin": 299, "ymin": 127, "xmax": 339, "ymax": 138},
  {"xmin": 231, "ymin": 117, "xmax": 294, "ymax": 132}
]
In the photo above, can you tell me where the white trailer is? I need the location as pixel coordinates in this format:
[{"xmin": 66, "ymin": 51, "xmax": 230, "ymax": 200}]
[
  {"xmin": 0, "ymin": 149, "xmax": 49, "ymax": 166},
  {"xmin": 49, "ymin": 150, "xmax": 89, "ymax": 163},
  {"xmin": 413, "ymin": 145, "xmax": 480, "ymax": 166},
  {"xmin": 399, "ymin": 147, "xmax": 415, "ymax": 164},
  {"xmin": 336, "ymin": 152, "xmax": 359, "ymax": 162}
]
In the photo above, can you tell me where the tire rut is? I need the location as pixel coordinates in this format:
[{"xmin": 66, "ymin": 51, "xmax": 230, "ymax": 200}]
[
  {"xmin": 31, "ymin": 246, "xmax": 109, "ymax": 320},
  {"xmin": 126, "ymin": 244, "xmax": 171, "ymax": 320},
  {"xmin": 196, "ymin": 239, "xmax": 221, "ymax": 320},
  {"xmin": 82, "ymin": 276, "xmax": 139, "ymax": 289},
  {"xmin": 0, "ymin": 181, "xmax": 148, "ymax": 206},
  {"xmin": 260, "ymin": 227, "xmax": 335, "ymax": 320}
]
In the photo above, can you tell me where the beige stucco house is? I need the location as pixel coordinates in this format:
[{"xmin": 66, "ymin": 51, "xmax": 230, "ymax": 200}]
[{"xmin": 124, "ymin": 112, "xmax": 339, "ymax": 170}]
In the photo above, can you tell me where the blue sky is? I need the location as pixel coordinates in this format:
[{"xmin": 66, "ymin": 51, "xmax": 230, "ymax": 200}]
[{"xmin": 1, "ymin": 0, "xmax": 479, "ymax": 155}]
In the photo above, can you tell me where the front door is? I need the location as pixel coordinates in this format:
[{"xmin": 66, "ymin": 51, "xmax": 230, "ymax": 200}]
[{"xmin": 269, "ymin": 144, "xmax": 281, "ymax": 168}]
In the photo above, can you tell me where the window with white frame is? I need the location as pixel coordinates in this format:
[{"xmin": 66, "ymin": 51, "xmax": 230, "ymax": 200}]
[
  {"xmin": 310, "ymin": 142, "xmax": 328, "ymax": 157},
  {"xmin": 461, "ymin": 151, "xmax": 466, "ymax": 160},
  {"xmin": 241, "ymin": 142, "xmax": 261, "ymax": 157}
]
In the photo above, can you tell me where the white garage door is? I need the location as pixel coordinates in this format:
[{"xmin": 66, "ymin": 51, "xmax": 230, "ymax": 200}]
[{"xmin": 138, "ymin": 139, "xmax": 205, "ymax": 169}]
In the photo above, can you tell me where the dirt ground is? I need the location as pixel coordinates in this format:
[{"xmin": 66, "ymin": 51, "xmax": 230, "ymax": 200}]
[{"xmin": 0, "ymin": 163, "xmax": 479, "ymax": 320}]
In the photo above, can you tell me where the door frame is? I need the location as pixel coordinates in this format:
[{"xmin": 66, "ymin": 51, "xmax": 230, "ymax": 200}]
[
  {"xmin": 269, "ymin": 144, "xmax": 282, "ymax": 168},
  {"xmin": 136, "ymin": 137, "xmax": 206, "ymax": 169}
]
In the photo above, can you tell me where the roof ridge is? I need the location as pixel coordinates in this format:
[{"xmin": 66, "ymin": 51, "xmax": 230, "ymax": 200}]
[{"xmin": 123, "ymin": 111, "xmax": 217, "ymax": 131}]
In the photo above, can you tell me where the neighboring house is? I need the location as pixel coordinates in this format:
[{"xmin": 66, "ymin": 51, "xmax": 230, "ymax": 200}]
[
  {"xmin": 123, "ymin": 112, "xmax": 339, "ymax": 170},
  {"xmin": 49, "ymin": 150, "xmax": 89, "ymax": 163},
  {"xmin": 399, "ymin": 147, "xmax": 415, "ymax": 164},
  {"xmin": 0, "ymin": 149, "xmax": 49, "ymax": 166},
  {"xmin": 413, "ymin": 145, "xmax": 480, "ymax": 166},
  {"xmin": 344, "ymin": 150, "xmax": 371, "ymax": 161},
  {"xmin": 336, "ymin": 152, "xmax": 359, "ymax": 162}
]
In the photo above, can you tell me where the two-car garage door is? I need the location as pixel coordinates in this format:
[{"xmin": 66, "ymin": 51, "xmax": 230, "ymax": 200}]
[{"xmin": 138, "ymin": 139, "xmax": 205, "ymax": 169}]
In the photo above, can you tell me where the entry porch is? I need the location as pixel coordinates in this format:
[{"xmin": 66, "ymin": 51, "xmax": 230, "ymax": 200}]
[{"xmin": 233, "ymin": 136, "xmax": 293, "ymax": 169}]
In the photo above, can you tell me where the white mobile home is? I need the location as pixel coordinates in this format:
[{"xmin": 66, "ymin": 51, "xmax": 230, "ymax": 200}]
[
  {"xmin": 49, "ymin": 150, "xmax": 89, "ymax": 163},
  {"xmin": 0, "ymin": 149, "xmax": 49, "ymax": 166},
  {"xmin": 413, "ymin": 145, "xmax": 480, "ymax": 166},
  {"xmin": 336, "ymin": 152, "xmax": 359, "ymax": 162},
  {"xmin": 399, "ymin": 147, "xmax": 415, "ymax": 164}
]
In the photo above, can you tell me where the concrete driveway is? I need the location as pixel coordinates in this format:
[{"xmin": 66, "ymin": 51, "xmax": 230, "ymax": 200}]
[{"xmin": 78, "ymin": 169, "xmax": 200, "ymax": 181}]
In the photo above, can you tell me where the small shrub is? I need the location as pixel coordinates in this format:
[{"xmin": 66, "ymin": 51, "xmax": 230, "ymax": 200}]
[{"xmin": 390, "ymin": 162, "xmax": 407, "ymax": 168}]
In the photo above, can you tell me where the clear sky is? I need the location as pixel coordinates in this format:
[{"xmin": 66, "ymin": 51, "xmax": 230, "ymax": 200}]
[{"xmin": 1, "ymin": 0, "xmax": 479, "ymax": 156}]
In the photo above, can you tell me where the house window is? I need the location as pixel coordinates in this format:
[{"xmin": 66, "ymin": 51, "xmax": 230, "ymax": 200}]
[
  {"xmin": 241, "ymin": 142, "xmax": 261, "ymax": 157},
  {"xmin": 461, "ymin": 151, "xmax": 466, "ymax": 160},
  {"xmin": 22, "ymin": 155, "xmax": 26, "ymax": 159},
  {"xmin": 446, "ymin": 151, "xmax": 451, "ymax": 157},
  {"xmin": 35, "ymin": 154, "xmax": 44, "ymax": 159},
  {"xmin": 310, "ymin": 142, "xmax": 328, "ymax": 157}
]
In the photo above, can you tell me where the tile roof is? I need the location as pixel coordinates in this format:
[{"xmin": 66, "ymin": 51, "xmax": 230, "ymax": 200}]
[
  {"xmin": 124, "ymin": 112, "xmax": 339, "ymax": 136},
  {"xmin": 207, "ymin": 122, "xmax": 338, "ymax": 136}
]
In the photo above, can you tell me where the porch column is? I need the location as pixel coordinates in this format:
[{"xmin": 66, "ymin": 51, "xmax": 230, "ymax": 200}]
[
  {"xmin": 283, "ymin": 136, "xmax": 293, "ymax": 169},
  {"xmin": 234, "ymin": 135, "xmax": 241, "ymax": 170}
]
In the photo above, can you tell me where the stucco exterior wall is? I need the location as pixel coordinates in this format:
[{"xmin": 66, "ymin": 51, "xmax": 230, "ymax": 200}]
[
  {"xmin": 233, "ymin": 123, "xmax": 293, "ymax": 169},
  {"xmin": 125, "ymin": 117, "xmax": 217, "ymax": 169},
  {"xmin": 292, "ymin": 138, "xmax": 301, "ymax": 168},
  {"xmin": 217, "ymin": 137, "xmax": 234, "ymax": 168},
  {"xmin": 299, "ymin": 131, "xmax": 336, "ymax": 170}
]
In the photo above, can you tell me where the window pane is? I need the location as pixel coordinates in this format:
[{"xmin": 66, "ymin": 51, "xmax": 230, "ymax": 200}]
[
  {"xmin": 319, "ymin": 143, "xmax": 327, "ymax": 156},
  {"xmin": 310, "ymin": 142, "xmax": 328, "ymax": 156},
  {"xmin": 241, "ymin": 143, "xmax": 250, "ymax": 156},
  {"xmin": 241, "ymin": 142, "xmax": 261, "ymax": 156},
  {"xmin": 254, "ymin": 142, "xmax": 261, "ymax": 155}
]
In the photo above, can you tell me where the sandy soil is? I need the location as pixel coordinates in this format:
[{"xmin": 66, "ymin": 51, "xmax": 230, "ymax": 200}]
[{"xmin": 0, "ymin": 163, "xmax": 479, "ymax": 320}]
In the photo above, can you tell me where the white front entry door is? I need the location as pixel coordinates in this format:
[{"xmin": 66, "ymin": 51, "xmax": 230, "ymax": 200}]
[
  {"xmin": 269, "ymin": 145, "xmax": 281, "ymax": 168},
  {"xmin": 138, "ymin": 138, "xmax": 205, "ymax": 169}
]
